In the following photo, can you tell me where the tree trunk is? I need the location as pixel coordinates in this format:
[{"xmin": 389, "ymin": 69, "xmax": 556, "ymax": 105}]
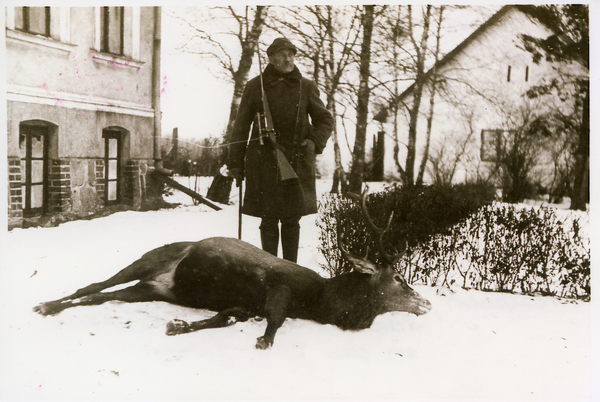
[
  {"xmin": 416, "ymin": 87, "xmax": 435, "ymax": 186},
  {"xmin": 392, "ymin": 105, "xmax": 405, "ymax": 180},
  {"xmin": 325, "ymin": 7, "xmax": 347, "ymax": 194},
  {"xmin": 328, "ymin": 91, "xmax": 347, "ymax": 194},
  {"xmin": 348, "ymin": 5, "xmax": 374, "ymax": 194},
  {"xmin": 416, "ymin": 7, "xmax": 444, "ymax": 186},
  {"xmin": 372, "ymin": 131, "xmax": 385, "ymax": 181},
  {"xmin": 223, "ymin": 6, "xmax": 267, "ymax": 155},
  {"xmin": 210, "ymin": 6, "xmax": 266, "ymax": 202},
  {"xmin": 405, "ymin": 5, "xmax": 431, "ymax": 187},
  {"xmin": 387, "ymin": 6, "xmax": 407, "ymax": 182},
  {"xmin": 570, "ymin": 84, "xmax": 589, "ymax": 210}
]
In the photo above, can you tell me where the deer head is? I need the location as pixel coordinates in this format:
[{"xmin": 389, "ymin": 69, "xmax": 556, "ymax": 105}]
[{"xmin": 337, "ymin": 189, "xmax": 431, "ymax": 317}]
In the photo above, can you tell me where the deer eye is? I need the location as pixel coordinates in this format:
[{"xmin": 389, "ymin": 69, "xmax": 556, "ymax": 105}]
[{"xmin": 393, "ymin": 274, "xmax": 403, "ymax": 283}]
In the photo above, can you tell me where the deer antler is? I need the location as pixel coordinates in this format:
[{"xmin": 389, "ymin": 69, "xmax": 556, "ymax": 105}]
[
  {"xmin": 336, "ymin": 217, "xmax": 369, "ymax": 261},
  {"xmin": 348, "ymin": 189, "xmax": 404, "ymax": 265}
]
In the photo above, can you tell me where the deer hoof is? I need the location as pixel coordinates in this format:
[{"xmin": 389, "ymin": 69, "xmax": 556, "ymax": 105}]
[
  {"xmin": 166, "ymin": 319, "xmax": 190, "ymax": 336},
  {"xmin": 33, "ymin": 302, "xmax": 58, "ymax": 316},
  {"xmin": 255, "ymin": 336, "xmax": 272, "ymax": 350}
]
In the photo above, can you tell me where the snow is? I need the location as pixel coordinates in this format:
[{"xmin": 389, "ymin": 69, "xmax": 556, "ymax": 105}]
[{"xmin": 0, "ymin": 178, "xmax": 596, "ymax": 401}]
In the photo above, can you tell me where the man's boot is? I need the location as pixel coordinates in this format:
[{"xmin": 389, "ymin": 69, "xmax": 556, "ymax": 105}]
[
  {"xmin": 281, "ymin": 218, "xmax": 300, "ymax": 263},
  {"xmin": 260, "ymin": 218, "xmax": 279, "ymax": 257}
]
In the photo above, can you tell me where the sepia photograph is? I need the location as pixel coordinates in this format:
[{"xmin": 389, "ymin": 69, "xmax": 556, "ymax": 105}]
[{"xmin": 1, "ymin": 2, "xmax": 596, "ymax": 401}]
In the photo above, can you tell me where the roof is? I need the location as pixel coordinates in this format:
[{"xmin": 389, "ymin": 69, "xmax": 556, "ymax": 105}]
[{"xmin": 398, "ymin": 5, "xmax": 519, "ymax": 102}]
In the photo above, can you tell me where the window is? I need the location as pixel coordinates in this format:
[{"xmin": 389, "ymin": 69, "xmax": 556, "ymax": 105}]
[
  {"xmin": 481, "ymin": 129, "xmax": 515, "ymax": 162},
  {"xmin": 101, "ymin": 6, "xmax": 124, "ymax": 55},
  {"xmin": 92, "ymin": 6, "xmax": 142, "ymax": 65},
  {"xmin": 14, "ymin": 6, "xmax": 50, "ymax": 37},
  {"xmin": 6, "ymin": 7, "xmax": 75, "ymax": 52},
  {"xmin": 103, "ymin": 130, "xmax": 122, "ymax": 204},
  {"xmin": 19, "ymin": 125, "xmax": 49, "ymax": 216}
]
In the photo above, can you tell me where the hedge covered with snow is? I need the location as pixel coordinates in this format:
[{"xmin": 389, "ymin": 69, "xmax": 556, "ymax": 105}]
[{"xmin": 318, "ymin": 185, "xmax": 590, "ymax": 299}]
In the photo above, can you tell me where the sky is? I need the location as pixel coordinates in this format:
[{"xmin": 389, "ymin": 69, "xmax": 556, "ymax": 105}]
[
  {"xmin": 158, "ymin": 5, "xmax": 501, "ymax": 143},
  {"xmin": 160, "ymin": 8, "xmax": 235, "ymax": 141},
  {"xmin": 156, "ymin": 4, "xmax": 507, "ymax": 182}
]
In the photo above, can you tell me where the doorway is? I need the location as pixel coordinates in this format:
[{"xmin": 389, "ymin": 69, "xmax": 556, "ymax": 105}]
[
  {"xmin": 103, "ymin": 129, "xmax": 122, "ymax": 204},
  {"xmin": 19, "ymin": 125, "xmax": 49, "ymax": 217}
]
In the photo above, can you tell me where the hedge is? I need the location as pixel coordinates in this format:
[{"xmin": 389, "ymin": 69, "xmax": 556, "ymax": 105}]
[{"xmin": 317, "ymin": 184, "xmax": 590, "ymax": 299}]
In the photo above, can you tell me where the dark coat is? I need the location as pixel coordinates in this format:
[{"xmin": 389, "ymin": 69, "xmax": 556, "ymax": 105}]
[{"xmin": 228, "ymin": 64, "xmax": 334, "ymax": 219}]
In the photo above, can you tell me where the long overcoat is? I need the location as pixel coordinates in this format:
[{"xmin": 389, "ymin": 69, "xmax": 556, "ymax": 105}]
[{"xmin": 228, "ymin": 64, "xmax": 334, "ymax": 219}]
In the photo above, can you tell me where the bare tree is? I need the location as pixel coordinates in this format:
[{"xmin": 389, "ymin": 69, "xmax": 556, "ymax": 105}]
[
  {"xmin": 371, "ymin": 5, "xmax": 433, "ymax": 185},
  {"xmin": 486, "ymin": 103, "xmax": 554, "ymax": 203},
  {"xmin": 267, "ymin": 6, "xmax": 362, "ymax": 193},
  {"xmin": 169, "ymin": 6, "xmax": 268, "ymax": 150},
  {"xmin": 371, "ymin": 5, "xmax": 408, "ymax": 181},
  {"xmin": 224, "ymin": 7, "xmax": 267, "ymax": 148},
  {"xmin": 520, "ymin": 4, "xmax": 589, "ymax": 210},
  {"xmin": 416, "ymin": 6, "xmax": 445, "ymax": 186},
  {"xmin": 427, "ymin": 109, "xmax": 476, "ymax": 185},
  {"xmin": 348, "ymin": 5, "xmax": 375, "ymax": 194},
  {"xmin": 375, "ymin": 6, "xmax": 490, "ymax": 186},
  {"xmin": 403, "ymin": 5, "xmax": 432, "ymax": 186}
]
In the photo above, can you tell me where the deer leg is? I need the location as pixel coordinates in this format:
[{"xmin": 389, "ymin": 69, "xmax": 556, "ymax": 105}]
[
  {"xmin": 33, "ymin": 256, "xmax": 159, "ymax": 315},
  {"xmin": 256, "ymin": 285, "xmax": 292, "ymax": 350},
  {"xmin": 165, "ymin": 307, "xmax": 252, "ymax": 336},
  {"xmin": 33, "ymin": 282, "xmax": 168, "ymax": 316}
]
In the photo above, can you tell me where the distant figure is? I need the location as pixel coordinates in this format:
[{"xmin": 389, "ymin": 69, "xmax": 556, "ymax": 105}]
[{"xmin": 228, "ymin": 37, "xmax": 334, "ymax": 262}]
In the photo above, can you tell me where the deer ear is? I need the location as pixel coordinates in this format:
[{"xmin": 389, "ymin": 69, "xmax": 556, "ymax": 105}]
[{"xmin": 345, "ymin": 255, "xmax": 379, "ymax": 275}]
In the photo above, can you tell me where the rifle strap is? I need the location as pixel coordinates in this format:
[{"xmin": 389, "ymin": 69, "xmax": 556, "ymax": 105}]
[
  {"xmin": 294, "ymin": 79, "xmax": 302, "ymax": 133},
  {"xmin": 261, "ymin": 77, "xmax": 303, "ymax": 148},
  {"xmin": 293, "ymin": 79, "xmax": 303, "ymax": 143}
]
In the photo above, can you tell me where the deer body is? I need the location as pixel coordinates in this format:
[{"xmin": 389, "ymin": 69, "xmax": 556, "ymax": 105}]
[
  {"xmin": 33, "ymin": 236, "xmax": 431, "ymax": 349},
  {"xmin": 171, "ymin": 238, "xmax": 326, "ymax": 320},
  {"xmin": 34, "ymin": 192, "xmax": 431, "ymax": 349}
]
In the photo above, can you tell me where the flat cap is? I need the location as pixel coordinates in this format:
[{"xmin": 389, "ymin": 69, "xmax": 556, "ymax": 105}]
[{"xmin": 266, "ymin": 37, "xmax": 297, "ymax": 56}]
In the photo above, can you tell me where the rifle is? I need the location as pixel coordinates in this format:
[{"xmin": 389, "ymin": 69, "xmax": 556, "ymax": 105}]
[{"xmin": 257, "ymin": 51, "xmax": 299, "ymax": 183}]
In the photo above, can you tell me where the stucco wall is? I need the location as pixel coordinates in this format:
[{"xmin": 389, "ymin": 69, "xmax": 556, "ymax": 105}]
[
  {"xmin": 5, "ymin": 7, "xmax": 154, "ymax": 107},
  {"xmin": 394, "ymin": 7, "xmax": 584, "ymax": 186},
  {"xmin": 6, "ymin": 6, "xmax": 159, "ymax": 227},
  {"xmin": 7, "ymin": 102, "xmax": 153, "ymax": 161}
]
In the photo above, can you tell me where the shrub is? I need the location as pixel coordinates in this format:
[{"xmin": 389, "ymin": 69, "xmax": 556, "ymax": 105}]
[
  {"xmin": 318, "ymin": 184, "xmax": 590, "ymax": 299},
  {"xmin": 402, "ymin": 205, "xmax": 590, "ymax": 299},
  {"xmin": 317, "ymin": 183, "xmax": 496, "ymax": 277}
]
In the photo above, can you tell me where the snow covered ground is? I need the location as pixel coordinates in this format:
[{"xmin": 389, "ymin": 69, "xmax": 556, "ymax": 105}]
[{"xmin": 0, "ymin": 178, "xmax": 596, "ymax": 401}]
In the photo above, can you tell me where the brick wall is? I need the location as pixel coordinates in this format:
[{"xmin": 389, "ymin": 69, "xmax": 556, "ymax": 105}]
[
  {"xmin": 7, "ymin": 157, "xmax": 156, "ymax": 229},
  {"xmin": 7, "ymin": 158, "xmax": 23, "ymax": 226},
  {"xmin": 95, "ymin": 159, "xmax": 105, "ymax": 205},
  {"xmin": 47, "ymin": 159, "xmax": 72, "ymax": 213}
]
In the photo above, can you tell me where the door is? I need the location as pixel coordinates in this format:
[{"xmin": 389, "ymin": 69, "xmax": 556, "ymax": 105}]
[
  {"xmin": 19, "ymin": 125, "xmax": 48, "ymax": 216},
  {"xmin": 103, "ymin": 130, "xmax": 121, "ymax": 204}
]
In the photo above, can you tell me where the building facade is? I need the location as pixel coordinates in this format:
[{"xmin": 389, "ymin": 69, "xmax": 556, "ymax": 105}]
[
  {"xmin": 6, "ymin": 6, "xmax": 160, "ymax": 229},
  {"xmin": 395, "ymin": 6, "xmax": 587, "ymax": 189}
]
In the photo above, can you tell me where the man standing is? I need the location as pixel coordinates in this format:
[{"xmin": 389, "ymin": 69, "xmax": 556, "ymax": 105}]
[{"xmin": 228, "ymin": 37, "xmax": 334, "ymax": 263}]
